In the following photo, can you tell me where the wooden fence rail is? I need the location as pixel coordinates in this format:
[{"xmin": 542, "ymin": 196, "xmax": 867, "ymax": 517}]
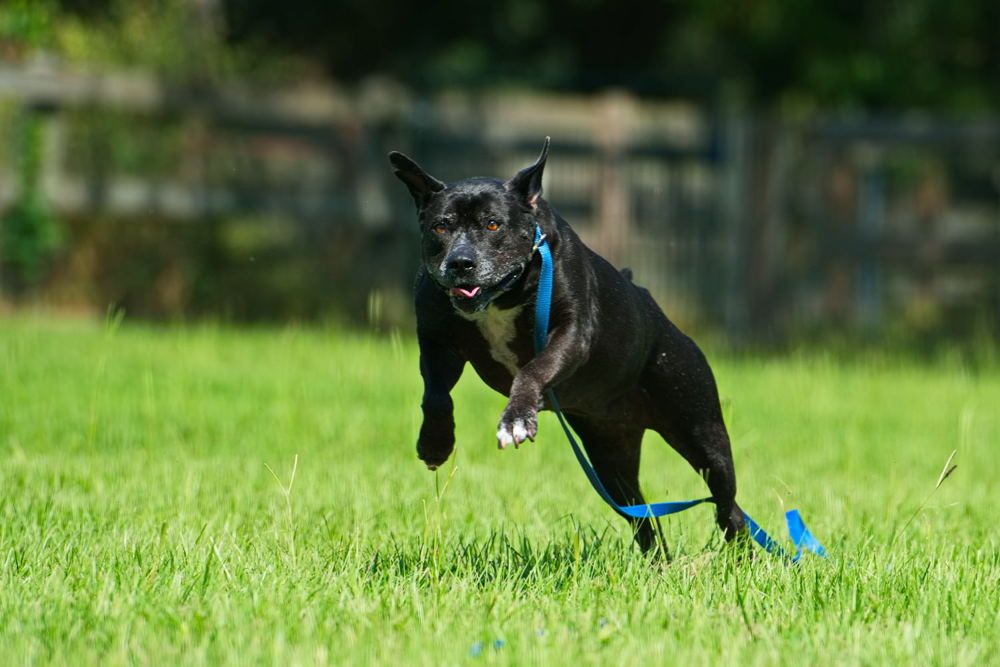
[{"xmin": 1, "ymin": 62, "xmax": 998, "ymax": 339}]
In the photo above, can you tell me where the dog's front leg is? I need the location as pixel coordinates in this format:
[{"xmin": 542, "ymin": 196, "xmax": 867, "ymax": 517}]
[
  {"xmin": 417, "ymin": 333, "xmax": 465, "ymax": 470},
  {"xmin": 497, "ymin": 323, "xmax": 587, "ymax": 448}
]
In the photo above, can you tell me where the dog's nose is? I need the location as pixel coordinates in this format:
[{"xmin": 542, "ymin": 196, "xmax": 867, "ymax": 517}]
[{"xmin": 445, "ymin": 251, "xmax": 476, "ymax": 275}]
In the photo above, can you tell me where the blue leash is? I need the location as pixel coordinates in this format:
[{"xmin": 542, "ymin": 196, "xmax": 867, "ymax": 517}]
[{"xmin": 531, "ymin": 226, "xmax": 826, "ymax": 562}]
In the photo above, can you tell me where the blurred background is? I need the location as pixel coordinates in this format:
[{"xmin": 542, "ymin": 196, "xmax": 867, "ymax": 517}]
[{"xmin": 0, "ymin": 0, "xmax": 997, "ymax": 347}]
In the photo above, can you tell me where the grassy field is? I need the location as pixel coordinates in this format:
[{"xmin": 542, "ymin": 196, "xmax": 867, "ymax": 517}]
[{"xmin": 1, "ymin": 316, "xmax": 998, "ymax": 665}]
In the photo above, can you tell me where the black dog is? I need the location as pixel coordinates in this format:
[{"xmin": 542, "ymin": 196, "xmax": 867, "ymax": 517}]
[{"xmin": 389, "ymin": 138, "xmax": 745, "ymax": 552}]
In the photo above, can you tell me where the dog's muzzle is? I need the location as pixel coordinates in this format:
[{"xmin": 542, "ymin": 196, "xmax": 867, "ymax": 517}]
[{"xmin": 443, "ymin": 263, "xmax": 527, "ymax": 313}]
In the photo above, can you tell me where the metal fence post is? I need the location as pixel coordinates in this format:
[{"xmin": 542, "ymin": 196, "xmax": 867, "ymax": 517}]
[
  {"xmin": 856, "ymin": 146, "xmax": 885, "ymax": 330},
  {"xmin": 720, "ymin": 107, "xmax": 750, "ymax": 343}
]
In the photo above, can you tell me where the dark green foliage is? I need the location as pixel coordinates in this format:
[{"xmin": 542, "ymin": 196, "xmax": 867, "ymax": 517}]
[
  {"xmin": 1, "ymin": 114, "xmax": 63, "ymax": 294},
  {"xmin": 223, "ymin": 0, "xmax": 1000, "ymax": 110},
  {"xmin": 6, "ymin": 1, "xmax": 996, "ymax": 109}
]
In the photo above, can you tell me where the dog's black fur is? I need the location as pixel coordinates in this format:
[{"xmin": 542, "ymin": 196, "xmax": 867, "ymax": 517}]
[{"xmin": 389, "ymin": 138, "xmax": 746, "ymax": 552}]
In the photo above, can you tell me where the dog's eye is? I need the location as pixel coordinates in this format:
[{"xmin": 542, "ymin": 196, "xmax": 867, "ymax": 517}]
[
  {"xmin": 431, "ymin": 223, "xmax": 448, "ymax": 235},
  {"xmin": 485, "ymin": 220, "xmax": 500, "ymax": 231}
]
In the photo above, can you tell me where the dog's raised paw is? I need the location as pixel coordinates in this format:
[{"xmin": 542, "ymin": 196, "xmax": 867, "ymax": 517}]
[{"xmin": 496, "ymin": 412, "xmax": 537, "ymax": 449}]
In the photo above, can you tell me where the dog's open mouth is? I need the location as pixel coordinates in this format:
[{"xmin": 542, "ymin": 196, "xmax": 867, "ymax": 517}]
[
  {"xmin": 450, "ymin": 285, "xmax": 481, "ymax": 299},
  {"xmin": 447, "ymin": 266, "xmax": 525, "ymax": 311}
]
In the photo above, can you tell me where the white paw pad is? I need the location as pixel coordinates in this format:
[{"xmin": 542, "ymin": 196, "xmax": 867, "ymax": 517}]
[
  {"xmin": 496, "ymin": 426, "xmax": 514, "ymax": 449},
  {"xmin": 497, "ymin": 419, "xmax": 531, "ymax": 449},
  {"xmin": 511, "ymin": 420, "xmax": 529, "ymax": 444}
]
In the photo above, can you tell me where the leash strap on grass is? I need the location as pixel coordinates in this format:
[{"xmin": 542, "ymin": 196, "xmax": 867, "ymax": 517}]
[{"xmin": 531, "ymin": 225, "xmax": 826, "ymax": 562}]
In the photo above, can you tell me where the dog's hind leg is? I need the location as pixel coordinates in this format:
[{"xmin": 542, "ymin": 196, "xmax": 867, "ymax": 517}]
[
  {"xmin": 564, "ymin": 415, "xmax": 665, "ymax": 555},
  {"xmin": 641, "ymin": 336, "xmax": 746, "ymax": 542}
]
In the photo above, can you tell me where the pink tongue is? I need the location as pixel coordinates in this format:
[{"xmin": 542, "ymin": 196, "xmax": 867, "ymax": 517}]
[{"xmin": 452, "ymin": 286, "xmax": 481, "ymax": 298}]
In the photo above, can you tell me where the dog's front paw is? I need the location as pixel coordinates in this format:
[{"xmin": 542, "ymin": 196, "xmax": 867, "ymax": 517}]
[
  {"xmin": 417, "ymin": 438, "xmax": 453, "ymax": 471},
  {"xmin": 496, "ymin": 408, "xmax": 537, "ymax": 450},
  {"xmin": 417, "ymin": 418, "xmax": 455, "ymax": 471}
]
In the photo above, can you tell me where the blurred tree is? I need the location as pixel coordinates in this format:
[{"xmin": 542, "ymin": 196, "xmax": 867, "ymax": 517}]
[
  {"xmin": 0, "ymin": 0, "xmax": 55, "ymax": 59},
  {"xmin": 0, "ymin": 0, "xmax": 303, "ymax": 80},
  {"xmin": 223, "ymin": 0, "xmax": 999, "ymax": 110}
]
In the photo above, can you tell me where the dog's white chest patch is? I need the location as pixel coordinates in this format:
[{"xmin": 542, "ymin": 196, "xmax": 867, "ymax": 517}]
[{"xmin": 460, "ymin": 305, "xmax": 523, "ymax": 375}]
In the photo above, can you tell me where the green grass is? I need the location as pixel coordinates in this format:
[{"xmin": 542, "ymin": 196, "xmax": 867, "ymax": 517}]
[{"xmin": 1, "ymin": 316, "xmax": 998, "ymax": 665}]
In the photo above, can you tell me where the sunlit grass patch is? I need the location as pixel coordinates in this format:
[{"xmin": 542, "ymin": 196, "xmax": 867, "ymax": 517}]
[{"xmin": 1, "ymin": 316, "xmax": 997, "ymax": 665}]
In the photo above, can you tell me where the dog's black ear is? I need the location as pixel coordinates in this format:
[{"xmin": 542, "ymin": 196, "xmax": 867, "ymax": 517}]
[
  {"xmin": 388, "ymin": 151, "xmax": 445, "ymax": 208},
  {"xmin": 506, "ymin": 136, "xmax": 550, "ymax": 209}
]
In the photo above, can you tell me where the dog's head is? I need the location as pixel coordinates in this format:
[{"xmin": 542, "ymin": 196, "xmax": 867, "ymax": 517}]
[{"xmin": 389, "ymin": 138, "xmax": 550, "ymax": 315}]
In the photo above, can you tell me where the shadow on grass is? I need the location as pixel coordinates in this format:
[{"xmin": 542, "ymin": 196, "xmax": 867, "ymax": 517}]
[{"xmin": 359, "ymin": 524, "xmax": 742, "ymax": 590}]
